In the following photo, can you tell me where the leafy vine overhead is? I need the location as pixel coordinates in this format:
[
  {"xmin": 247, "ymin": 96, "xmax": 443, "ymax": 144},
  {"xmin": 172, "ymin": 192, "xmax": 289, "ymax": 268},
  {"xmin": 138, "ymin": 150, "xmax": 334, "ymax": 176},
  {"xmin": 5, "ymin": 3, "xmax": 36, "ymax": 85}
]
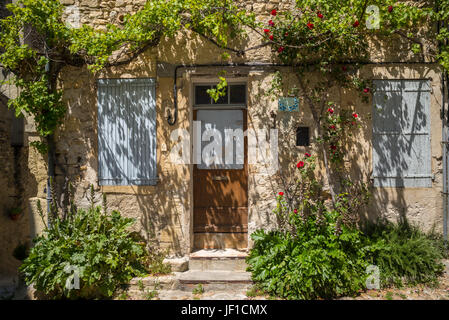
[
  {"xmin": 0, "ymin": 0, "xmax": 447, "ymax": 144},
  {"xmin": 437, "ymin": 0, "xmax": 449, "ymax": 71},
  {"xmin": 268, "ymin": 1, "xmax": 435, "ymax": 64},
  {"xmin": 0, "ymin": 0, "xmax": 256, "ymax": 141}
]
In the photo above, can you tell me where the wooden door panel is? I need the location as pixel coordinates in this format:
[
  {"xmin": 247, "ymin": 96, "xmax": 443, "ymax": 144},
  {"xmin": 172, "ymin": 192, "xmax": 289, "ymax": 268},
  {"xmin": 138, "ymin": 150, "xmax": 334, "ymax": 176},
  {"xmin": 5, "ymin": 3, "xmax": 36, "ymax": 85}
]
[
  {"xmin": 193, "ymin": 170, "xmax": 247, "ymax": 207},
  {"xmin": 194, "ymin": 233, "xmax": 247, "ymax": 250},
  {"xmin": 193, "ymin": 207, "xmax": 248, "ymax": 232}
]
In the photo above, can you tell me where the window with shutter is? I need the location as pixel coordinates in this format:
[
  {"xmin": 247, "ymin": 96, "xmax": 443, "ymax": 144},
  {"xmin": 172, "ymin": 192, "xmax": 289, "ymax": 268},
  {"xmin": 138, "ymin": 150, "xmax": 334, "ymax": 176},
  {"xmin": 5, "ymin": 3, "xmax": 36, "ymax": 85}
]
[
  {"xmin": 97, "ymin": 78, "xmax": 157, "ymax": 186},
  {"xmin": 372, "ymin": 79, "xmax": 431, "ymax": 187}
]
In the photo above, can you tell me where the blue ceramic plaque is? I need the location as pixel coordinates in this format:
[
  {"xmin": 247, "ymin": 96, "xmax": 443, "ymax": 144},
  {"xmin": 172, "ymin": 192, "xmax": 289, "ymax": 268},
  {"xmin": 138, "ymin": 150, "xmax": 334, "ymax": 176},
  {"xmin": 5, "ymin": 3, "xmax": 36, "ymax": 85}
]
[{"xmin": 278, "ymin": 97, "xmax": 299, "ymax": 112}]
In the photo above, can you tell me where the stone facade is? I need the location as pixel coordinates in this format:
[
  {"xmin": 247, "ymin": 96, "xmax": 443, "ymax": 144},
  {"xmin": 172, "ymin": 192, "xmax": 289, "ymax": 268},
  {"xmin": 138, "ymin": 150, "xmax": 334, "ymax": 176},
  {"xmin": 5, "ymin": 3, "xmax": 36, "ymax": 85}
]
[
  {"xmin": 0, "ymin": 0, "xmax": 446, "ymax": 276},
  {"xmin": 0, "ymin": 93, "xmax": 20, "ymax": 278},
  {"xmin": 0, "ymin": 90, "xmax": 33, "ymax": 279}
]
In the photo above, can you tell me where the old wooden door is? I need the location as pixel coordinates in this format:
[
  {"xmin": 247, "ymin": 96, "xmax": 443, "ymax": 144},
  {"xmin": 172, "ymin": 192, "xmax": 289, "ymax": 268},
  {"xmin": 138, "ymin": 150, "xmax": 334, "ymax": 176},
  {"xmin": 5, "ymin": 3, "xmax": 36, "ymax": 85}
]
[{"xmin": 193, "ymin": 84, "xmax": 248, "ymax": 249}]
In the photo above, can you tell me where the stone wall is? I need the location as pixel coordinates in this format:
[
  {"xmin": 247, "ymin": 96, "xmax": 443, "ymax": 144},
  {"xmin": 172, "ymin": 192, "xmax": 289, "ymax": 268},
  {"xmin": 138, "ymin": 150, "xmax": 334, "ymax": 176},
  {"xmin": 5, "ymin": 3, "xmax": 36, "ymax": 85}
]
[
  {"xmin": 54, "ymin": 0, "xmax": 445, "ymax": 253},
  {"xmin": 0, "ymin": 70, "xmax": 47, "ymax": 277},
  {"xmin": 0, "ymin": 94, "xmax": 19, "ymax": 278},
  {"xmin": 0, "ymin": 0, "xmax": 445, "ymax": 279},
  {"xmin": 53, "ymin": 50, "xmax": 192, "ymax": 254},
  {"xmin": 0, "ymin": 92, "xmax": 34, "ymax": 278}
]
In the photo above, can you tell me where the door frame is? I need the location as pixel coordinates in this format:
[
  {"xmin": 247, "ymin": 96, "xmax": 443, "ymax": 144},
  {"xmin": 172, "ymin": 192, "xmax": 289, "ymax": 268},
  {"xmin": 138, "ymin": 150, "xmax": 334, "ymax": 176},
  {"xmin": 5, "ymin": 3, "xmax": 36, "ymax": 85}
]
[{"xmin": 188, "ymin": 76, "xmax": 249, "ymax": 252}]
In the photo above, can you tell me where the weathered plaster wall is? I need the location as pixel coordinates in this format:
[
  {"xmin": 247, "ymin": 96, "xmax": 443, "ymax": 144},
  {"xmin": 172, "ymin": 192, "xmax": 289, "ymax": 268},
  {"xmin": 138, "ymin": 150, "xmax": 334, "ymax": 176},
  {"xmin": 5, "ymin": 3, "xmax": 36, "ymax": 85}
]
[
  {"xmin": 244, "ymin": 64, "xmax": 444, "ymax": 242},
  {"xmin": 361, "ymin": 65, "xmax": 444, "ymax": 231},
  {"xmin": 50, "ymin": 51, "xmax": 191, "ymax": 255}
]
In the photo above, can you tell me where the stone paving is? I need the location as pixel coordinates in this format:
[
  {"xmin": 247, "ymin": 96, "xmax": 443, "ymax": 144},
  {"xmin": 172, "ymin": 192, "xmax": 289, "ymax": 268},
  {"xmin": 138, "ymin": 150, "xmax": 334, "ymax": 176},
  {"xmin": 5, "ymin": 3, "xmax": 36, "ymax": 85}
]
[
  {"xmin": 121, "ymin": 289, "xmax": 252, "ymax": 300},
  {"xmin": 4, "ymin": 259, "xmax": 449, "ymax": 300},
  {"xmin": 119, "ymin": 278, "xmax": 449, "ymax": 300},
  {"xmin": 117, "ymin": 274, "xmax": 449, "ymax": 301},
  {"xmin": 5, "ymin": 274, "xmax": 449, "ymax": 300},
  {"xmin": 117, "ymin": 259, "xmax": 449, "ymax": 301}
]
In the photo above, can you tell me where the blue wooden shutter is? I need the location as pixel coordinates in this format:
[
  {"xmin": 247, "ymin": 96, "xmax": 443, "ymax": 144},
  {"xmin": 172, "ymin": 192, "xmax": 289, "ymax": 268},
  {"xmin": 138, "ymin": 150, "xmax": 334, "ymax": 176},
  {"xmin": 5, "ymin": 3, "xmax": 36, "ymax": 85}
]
[
  {"xmin": 97, "ymin": 78, "xmax": 157, "ymax": 186},
  {"xmin": 372, "ymin": 80, "xmax": 431, "ymax": 187}
]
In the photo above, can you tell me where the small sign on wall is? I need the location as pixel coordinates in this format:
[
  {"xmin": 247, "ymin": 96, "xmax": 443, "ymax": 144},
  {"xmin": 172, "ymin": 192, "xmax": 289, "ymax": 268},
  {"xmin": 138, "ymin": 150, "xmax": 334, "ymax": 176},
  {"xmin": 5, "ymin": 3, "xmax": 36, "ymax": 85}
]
[{"xmin": 278, "ymin": 97, "xmax": 299, "ymax": 112}]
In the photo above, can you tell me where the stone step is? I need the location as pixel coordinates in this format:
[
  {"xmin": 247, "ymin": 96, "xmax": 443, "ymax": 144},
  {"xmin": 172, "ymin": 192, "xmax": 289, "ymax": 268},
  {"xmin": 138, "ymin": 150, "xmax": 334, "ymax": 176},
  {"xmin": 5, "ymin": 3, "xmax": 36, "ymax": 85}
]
[
  {"xmin": 163, "ymin": 257, "xmax": 189, "ymax": 272},
  {"xmin": 178, "ymin": 270, "xmax": 253, "ymax": 292},
  {"xmin": 189, "ymin": 249, "xmax": 249, "ymax": 272}
]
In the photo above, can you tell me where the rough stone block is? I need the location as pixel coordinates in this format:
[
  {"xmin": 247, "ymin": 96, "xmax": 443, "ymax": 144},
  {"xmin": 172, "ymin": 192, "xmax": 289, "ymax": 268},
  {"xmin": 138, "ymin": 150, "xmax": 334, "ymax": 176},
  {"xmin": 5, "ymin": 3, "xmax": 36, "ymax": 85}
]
[
  {"xmin": 82, "ymin": 0, "xmax": 99, "ymax": 8},
  {"xmin": 163, "ymin": 257, "xmax": 189, "ymax": 272}
]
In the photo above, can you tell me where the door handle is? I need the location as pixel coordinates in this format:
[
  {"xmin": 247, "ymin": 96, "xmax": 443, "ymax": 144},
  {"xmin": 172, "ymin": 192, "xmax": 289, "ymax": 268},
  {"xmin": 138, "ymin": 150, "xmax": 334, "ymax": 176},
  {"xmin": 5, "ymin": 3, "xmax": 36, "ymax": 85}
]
[{"xmin": 212, "ymin": 176, "xmax": 228, "ymax": 181}]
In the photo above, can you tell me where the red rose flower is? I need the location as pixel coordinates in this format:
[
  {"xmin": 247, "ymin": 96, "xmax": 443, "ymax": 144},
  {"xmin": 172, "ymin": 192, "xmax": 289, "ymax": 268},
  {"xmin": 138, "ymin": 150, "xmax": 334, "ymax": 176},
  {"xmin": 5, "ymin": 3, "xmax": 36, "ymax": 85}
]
[
  {"xmin": 284, "ymin": 32, "xmax": 289, "ymax": 36},
  {"xmin": 271, "ymin": 9, "xmax": 277, "ymax": 16},
  {"xmin": 269, "ymin": 35, "xmax": 274, "ymax": 40},
  {"xmin": 305, "ymin": 153, "xmax": 311, "ymax": 157},
  {"xmin": 294, "ymin": 209, "xmax": 298, "ymax": 214},
  {"xmin": 353, "ymin": 113, "xmax": 358, "ymax": 118},
  {"xmin": 317, "ymin": 12, "xmax": 323, "ymax": 19},
  {"xmin": 278, "ymin": 46, "xmax": 284, "ymax": 53},
  {"xmin": 330, "ymin": 145, "xmax": 337, "ymax": 150},
  {"xmin": 268, "ymin": 20, "xmax": 275, "ymax": 27},
  {"xmin": 364, "ymin": 88, "xmax": 370, "ymax": 93},
  {"xmin": 327, "ymin": 107, "xmax": 334, "ymax": 114},
  {"xmin": 353, "ymin": 20, "xmax": 360, "ymax": 27},
  {"xmin": 278, "ymin": 191, "xmax": 284, "ymax": 196},
  {"xmin": 307, "ymin": 22, "xmax": 314, "ymax": 29},
  {"xmin": 297, "ymin": 161, "xmax": 305, "ymax": 168},
  {"xmin": 388, "ymin": 5, "xmax": 393, "ymax": 13},
  {"xmin": 264, "ymin": 28, "xmax": 270, "ymax": 34},
  {"xmin": 330, "ymin": 125, "xmax": 336, "ymax": 130}
]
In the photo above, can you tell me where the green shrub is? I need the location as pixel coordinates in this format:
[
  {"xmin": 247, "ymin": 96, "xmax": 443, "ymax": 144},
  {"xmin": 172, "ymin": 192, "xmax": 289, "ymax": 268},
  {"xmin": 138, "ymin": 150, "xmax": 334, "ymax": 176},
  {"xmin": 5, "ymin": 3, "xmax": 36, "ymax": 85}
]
[
  {"xmin": 20, "ymin": 205, "xmax": 147, "ymax": 299},
  {"xmin": 246, "ymin": 106, "xmax": 447, "ymax": 299},
  {"xmin": 247, "ymin": 150, "xmax": 448, "ymax": 299},
  {"xmin": 247, "ymin": 210, "xmax": 369, "ymax": 300},
  {"xmin": 364, "ymin": 220, "xmax": 447, "ymax": 288}
]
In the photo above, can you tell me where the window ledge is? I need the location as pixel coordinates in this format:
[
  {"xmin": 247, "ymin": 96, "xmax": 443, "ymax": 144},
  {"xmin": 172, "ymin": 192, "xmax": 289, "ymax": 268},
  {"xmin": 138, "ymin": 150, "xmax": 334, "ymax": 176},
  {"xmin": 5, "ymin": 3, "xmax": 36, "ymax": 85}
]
[{"xmin": 100, "ymin": 185, "xmax": 157, "ymax": 195}]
